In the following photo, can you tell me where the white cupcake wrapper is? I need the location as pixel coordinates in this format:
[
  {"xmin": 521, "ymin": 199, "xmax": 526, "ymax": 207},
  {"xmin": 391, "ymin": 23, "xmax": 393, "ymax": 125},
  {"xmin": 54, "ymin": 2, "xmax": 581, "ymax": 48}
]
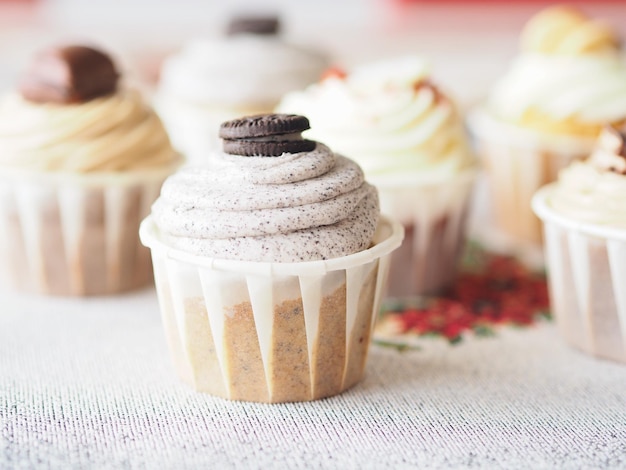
[
  {"xmin": 0, "ymin": 169, "xmax": 171, "ymax": 296},
  {"xmin": 533, "ymin": 186, "xmax": 626, "ymax": 363},
  {"xmin": 373, "ymin": 169, "xmax": 476, "ymax": 297},
  {"xmin": 140, "ymin": 215, "xmax": 404, "ymax": 402},
  {"xmin": 468, "ymin": 109, "xmax": 593, "ymax": 244}
]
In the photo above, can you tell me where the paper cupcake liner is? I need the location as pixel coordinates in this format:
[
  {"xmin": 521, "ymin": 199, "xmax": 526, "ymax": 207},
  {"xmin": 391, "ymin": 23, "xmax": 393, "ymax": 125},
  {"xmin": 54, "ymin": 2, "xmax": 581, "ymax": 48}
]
[
  {"xmin": 140, "ymin": 215, "xmax": 404, "ymax": 403},
  {"xmin": 533, "ymin": 186, "xmax": 626, "ymax": 363},
  {"xmin": 468, "ymin": 109, "xmax": 593, "ymax": 245},
  {"xmin": 373, "ymin": 169, "xmax": 476, "ymax": 297},
  {"xmin": 0, "ymin": 169, "xmax": 171, "ymax": 296}
]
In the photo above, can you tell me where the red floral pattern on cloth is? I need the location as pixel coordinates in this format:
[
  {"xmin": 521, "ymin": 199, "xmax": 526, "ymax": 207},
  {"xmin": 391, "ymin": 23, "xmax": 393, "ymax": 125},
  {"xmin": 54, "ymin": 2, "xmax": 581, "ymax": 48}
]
[{"xmin": 375, "ymin": 243, "xmax": 551, "ymax": 346}]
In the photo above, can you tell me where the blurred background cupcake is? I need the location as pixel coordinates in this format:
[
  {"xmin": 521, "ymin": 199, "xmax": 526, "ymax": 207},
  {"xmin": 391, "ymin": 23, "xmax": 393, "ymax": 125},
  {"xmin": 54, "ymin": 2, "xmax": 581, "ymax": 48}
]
[
  {"xmin": 155, "ymin": 14, "xmax": 329, "ymax": 164},
  {"xmin": 140, "ymin": 114, "xmax": 403, "ymax": 402},
  {"xmin": 0, "ymin": 44, "xmax": 180, "ymax": 296},
  {"xmin": 533, "ymin": 126, "xmax": 626, "ymax": 364},
  {"xmin": 278, "ymin": 56, "xmax": 476, "ymax": 297},
  {"xmin": 469, "ymin": 5, "xmax": 626, "ymax": 246}
]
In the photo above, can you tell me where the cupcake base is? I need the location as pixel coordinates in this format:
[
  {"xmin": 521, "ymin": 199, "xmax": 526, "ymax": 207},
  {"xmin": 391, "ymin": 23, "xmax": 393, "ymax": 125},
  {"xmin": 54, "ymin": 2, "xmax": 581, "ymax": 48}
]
[
  {"xmin": 0, "ymin": 169, "xmax": 171, "ymax": 296},
  {"xmin": 533, "ymin": 187, "xmax": 626, "ymax": 363},
  {"xmin": 469, "ymin": 109, "xmax": 593, "ymax": 245},
  {"xmin": 141, "ymin": 215, "xmax": 403, "ymax": 403},
  {"xmin": 376, "ymin": 169, "xmax": 475, "ymax": 298}
]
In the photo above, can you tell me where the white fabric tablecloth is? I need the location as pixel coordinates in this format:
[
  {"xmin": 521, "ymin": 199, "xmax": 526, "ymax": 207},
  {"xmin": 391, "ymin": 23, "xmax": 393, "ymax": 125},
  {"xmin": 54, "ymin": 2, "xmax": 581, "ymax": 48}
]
[{"xmin": 1, "ymin": 288, "xmax": 625, "ymax": 469}]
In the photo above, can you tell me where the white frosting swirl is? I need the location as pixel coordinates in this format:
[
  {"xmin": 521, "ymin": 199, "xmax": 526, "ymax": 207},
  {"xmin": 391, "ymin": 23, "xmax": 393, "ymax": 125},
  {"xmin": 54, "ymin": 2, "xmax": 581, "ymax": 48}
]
[
  {"xmin": 158, "ymin": 36, "xmax": 328, "ymax": 110},
  {"xmin": 151, "ymin": 143, "xmax": 380, "ymax": 262},
  {"xmin": 550, "ymin": 128, "xmax": 626, "ymax": 227},
  {"xmin": 0, "ymin": 89, "xmax": 178, "ymax": 172},
  {"xmin": 489, "ymin": 53, "xmax": 626, "ymax": 125},
  {"xmin": 549, "ymin": 161, "xmax": 626, "ymax": 228},
  {"xmin": 277, "ymin": 57, "xmax": 474, "ymax": 186}
]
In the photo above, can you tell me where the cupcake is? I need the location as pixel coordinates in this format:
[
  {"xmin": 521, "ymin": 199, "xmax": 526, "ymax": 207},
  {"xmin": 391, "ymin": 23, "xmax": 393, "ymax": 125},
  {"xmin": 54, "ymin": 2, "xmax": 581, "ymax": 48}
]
[
  {"xmin": 469, "ymin": 5, "xmax": 626, "ymax": 244},
  {"xmin": 533, "ymin": 126, "xmax": 626, "ymax": 363},
  {"xmin": 277, "ymin": 56, "xmax": 476, "ymax": 297},
  {"xmin": 0, "ymin": 45, "xmax": 180, "ymax": 296},
  {"xmin": 140, "ymin": 114, "xmax": 403, "ymax": 402},
  {"xmin": 155, "ymin": 15, "xmax": 329, "ymax": 162}
]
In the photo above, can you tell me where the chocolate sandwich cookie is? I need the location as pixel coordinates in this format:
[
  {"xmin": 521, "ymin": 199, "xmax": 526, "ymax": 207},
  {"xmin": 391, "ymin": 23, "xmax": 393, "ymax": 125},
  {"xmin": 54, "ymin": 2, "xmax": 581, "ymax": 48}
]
[
  {"xmin": 19, "ymin": 45, "xmax": 119, "ymax": 104},
  {"xmin": 227, "ymin": 15, "xmax": 281, "ymax": 36},
  {"xmin": 220, "ymin": 114, "xmax": 316, "ymax": 156}
]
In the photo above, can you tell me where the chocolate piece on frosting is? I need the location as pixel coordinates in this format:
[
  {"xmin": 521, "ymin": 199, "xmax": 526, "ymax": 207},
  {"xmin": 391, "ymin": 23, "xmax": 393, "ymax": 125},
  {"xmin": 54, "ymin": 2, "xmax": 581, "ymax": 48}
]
[
  {"xmin": 19, "ymin": 45, "xmax": 119, "ymax": 104},
  {"xmin": 590, "ymin": 126, "xmax": 626, "ymax": 174},
  {"xmin": 220, "ymin": 114, "xmax": 316, "ymax": 156},
  {"xmin": 227, "ymin": 15, "xmax": 280, "ymax": 36}
]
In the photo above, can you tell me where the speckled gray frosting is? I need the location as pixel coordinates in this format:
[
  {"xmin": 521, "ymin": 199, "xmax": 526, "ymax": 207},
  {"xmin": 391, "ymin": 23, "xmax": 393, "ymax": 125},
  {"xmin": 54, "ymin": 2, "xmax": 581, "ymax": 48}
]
[{"xmin": 151, "ymin": 143, "xmax": 380, "ymax": 262}]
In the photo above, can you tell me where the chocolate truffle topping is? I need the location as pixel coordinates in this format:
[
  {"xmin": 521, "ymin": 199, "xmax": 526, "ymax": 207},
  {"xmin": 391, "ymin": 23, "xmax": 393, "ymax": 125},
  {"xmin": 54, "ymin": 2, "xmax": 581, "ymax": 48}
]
[
  {"xmin": 19, "ymin": 45, "xmax": 119, "ymax": 104},
  {"xmin": 227, "ymin": 15, "xmax": 281, "ymax": 36}
]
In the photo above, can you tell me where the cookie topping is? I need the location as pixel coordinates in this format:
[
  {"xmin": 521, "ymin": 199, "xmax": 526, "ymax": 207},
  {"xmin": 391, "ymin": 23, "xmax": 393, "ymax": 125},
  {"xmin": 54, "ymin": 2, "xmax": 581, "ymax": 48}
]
[
  {"xmin": 227, "ymin": 15, "xmax": 280, "ymax": 36},
  {"xmin": 19, "ymin": 45, "xmax": 119, "ymax": 104},
  {"xmin": 589, "ymin": 126, "xmax": 626, "ymax": 174},
  {"xmin": 220, "ymin": 114, "xmax": 316, "ymax": 156}
]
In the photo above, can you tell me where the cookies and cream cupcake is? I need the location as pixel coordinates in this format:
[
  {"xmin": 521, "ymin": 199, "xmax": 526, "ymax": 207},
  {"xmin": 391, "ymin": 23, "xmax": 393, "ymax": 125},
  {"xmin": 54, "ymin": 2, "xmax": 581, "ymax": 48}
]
[
  {"xmin": 469, "ymin": 5, "xmax": 626, "ymax": 244},
  {"xmin": 0, "ymin": 45, "xmax": 180, "ymax": 295},
  {"xmin": 533, "ymin": 126, "xmax": 626, "ymax": 363},
  {"xmin": 155, "ymin": 15, "xmax": 329, "ymax": 162},
  {"xmin": 140, "ymin": 114, "xmax": 403, "ymax": 402},
  {"xmin": 278, "ymin": 56, "xmax": 476, "ymax": 297}
]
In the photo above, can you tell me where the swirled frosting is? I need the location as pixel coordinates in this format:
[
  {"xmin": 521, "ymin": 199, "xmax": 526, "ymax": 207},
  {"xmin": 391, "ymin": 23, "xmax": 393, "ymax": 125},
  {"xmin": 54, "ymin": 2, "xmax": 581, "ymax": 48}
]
[
  {"xmin": 277, "ymin": 57, "xmax": 474, "ymax": 185},
  {"xmin": 488, "ymin": 6, "xmax": 626, "ymax": 136},
  {"xmin": 521, "ymin": 5, "xmax": 618, "ymax": 55},
  {"xmin": 0, "ymin": 89, "xmax": 179, "ymax": 172},
  {"xmin": 151, "ymin": 143, "xmax": 380, "ymax": 262},
  {"xmin": 550, "ymin": 127, "xmax": 626, "ymax": 227},
  {"xmin": 158, "ymin": 37, "xmax": 328, "ymax": 110},
  {"xmin": 156, "ymin": 36, "xmax": 328, "ymax": 158}
]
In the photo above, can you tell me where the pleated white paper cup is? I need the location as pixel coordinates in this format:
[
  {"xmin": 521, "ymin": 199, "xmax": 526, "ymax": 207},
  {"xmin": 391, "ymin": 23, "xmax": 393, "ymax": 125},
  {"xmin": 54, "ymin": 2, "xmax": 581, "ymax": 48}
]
[
  {"xmin": 372, "ymin": 168, "xmax": 476, "ymax": 297},
  {"xmin": 533, "ymin": 185, "xmax": 626, "ymax": 364},
  {"xmin": 0, "ymin": 168, "xmax": 173, "ymax": 296},
  {"xmin": 468, "ymin": 108, "xmax": 593, "ymax": 245},
  {"xmin": 140, "ymin": 215, "xmax": 404, "ymax": 403}
]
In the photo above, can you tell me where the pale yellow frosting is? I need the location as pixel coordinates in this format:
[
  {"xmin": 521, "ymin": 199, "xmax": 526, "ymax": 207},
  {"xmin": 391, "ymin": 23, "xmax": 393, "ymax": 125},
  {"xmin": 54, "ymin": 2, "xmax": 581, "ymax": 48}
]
[
  {"xmin": 521, "ymin": 5, "xmax": 618, "ymax": 55},
  {"xmin": 488, "ymin": 6, "xmax": 626, "ymax": 137},
  {"xmin": 0, "ymin": 89, "xmax": 179, "ymax": 172}
]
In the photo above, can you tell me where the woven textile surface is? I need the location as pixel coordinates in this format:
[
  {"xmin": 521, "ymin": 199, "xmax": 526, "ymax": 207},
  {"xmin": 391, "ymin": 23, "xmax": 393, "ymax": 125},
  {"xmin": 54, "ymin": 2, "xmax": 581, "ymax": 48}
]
[{"xmin": 1, "ymin": 289, "xmax": 625, "ymax": 470}]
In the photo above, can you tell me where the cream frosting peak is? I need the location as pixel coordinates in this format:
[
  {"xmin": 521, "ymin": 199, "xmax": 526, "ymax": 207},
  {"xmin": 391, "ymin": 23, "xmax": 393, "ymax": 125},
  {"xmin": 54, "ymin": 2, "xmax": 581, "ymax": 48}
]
[
  {"xmin": 488, "ymin": 6, "xmax": 626, "ymax": 134},
  {"xmin": 158, "ymin": 36, "xmax": 328, "ymax": 109},
  {"xmin": 549, "ymin": 127, "xmax": 626, "ymax": 227},
  {"xmin": 587, "ymin": 126, "xmax": 626, "ymax": 174},
  {"xmin": 151, "ymin": 143, "xmax": 380, "ymax": 262},
  {"xmin": 0, "ymin": 89, "xmax": 179, "ymax": 172},
  {"xmin": 277, "ymin": 56, "xmax": 474, "ymax": 185},
  {"xmin": 521, "ymin": 6, "xmax": 619, "ymax": 55}
]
